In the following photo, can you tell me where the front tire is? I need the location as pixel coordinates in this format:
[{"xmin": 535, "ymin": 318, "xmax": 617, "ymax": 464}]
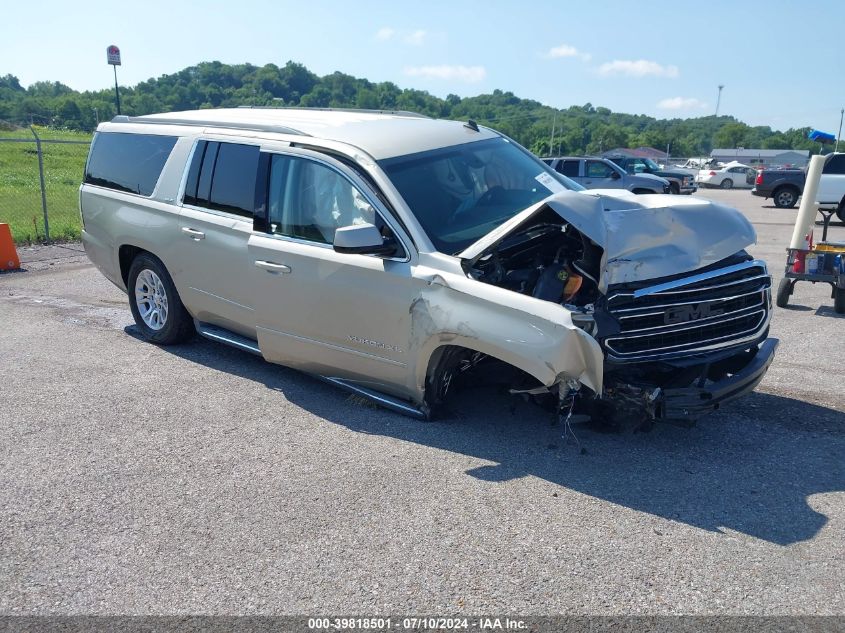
[
  {"xmin": 837, "ymin": 199, "xmax": 845, "ymax": 223},
  {"xmin": 776, "ymin": 277, "xmax": 793, "ymax": 308},
  {"xmin": 720, "ymin": 179, "xmax": 733, "ymax": 189},
  {"xmin": 127, "ymin": 253, "xmax": 194, "ymax": 345},
  {"xmin": 773, "ymin": 187, "xmax": 798, "ymax": 209}
]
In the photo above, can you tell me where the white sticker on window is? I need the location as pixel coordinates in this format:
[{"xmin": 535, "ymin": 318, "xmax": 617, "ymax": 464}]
[{"xmin": 535, "ymin": 172, "xmax": 566, "ymax": 194}]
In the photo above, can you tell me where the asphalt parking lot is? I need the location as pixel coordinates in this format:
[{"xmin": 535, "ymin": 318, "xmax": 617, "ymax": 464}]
[{"xmin": 0, "ymin": 189, "xmax": 843, "ymax": 615}]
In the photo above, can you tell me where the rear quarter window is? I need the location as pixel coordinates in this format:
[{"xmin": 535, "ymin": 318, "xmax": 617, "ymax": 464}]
[{"xmin": 84, "ymin": 132, "xmax": 177, "ymax": 196}]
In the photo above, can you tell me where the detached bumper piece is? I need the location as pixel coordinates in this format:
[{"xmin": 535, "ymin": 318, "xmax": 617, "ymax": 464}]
[{"xmin": 660, "ymin": 338, "xmax": 779, "ymax": 422}]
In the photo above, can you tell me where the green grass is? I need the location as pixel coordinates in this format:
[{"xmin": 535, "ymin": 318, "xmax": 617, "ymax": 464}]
[{"xmin": 0, "ymin": 127, "xmax": 92, "ymax": 243}]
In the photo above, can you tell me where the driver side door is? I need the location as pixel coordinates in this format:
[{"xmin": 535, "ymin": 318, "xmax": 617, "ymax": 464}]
[
  {"xmin": 584, "ymin": 160, "xmax": 622, "ymax": 188},
  {"xmin": 247, "ymin": 147, "xmax": 421, "ymax": 397}
]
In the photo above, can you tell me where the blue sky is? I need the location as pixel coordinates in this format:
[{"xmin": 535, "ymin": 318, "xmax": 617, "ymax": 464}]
[{"xmin": 3, "ymin": 0, "xmax": 843, "ymax": 133}]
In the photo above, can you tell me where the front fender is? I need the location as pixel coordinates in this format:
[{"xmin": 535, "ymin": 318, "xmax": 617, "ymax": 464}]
[{"xmin": 407, "ymin": 275, "xmax": 604, "ymax": 402}]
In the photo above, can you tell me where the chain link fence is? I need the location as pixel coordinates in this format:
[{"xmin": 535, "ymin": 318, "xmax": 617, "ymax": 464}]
[{"xmin": 0, "ymin": 125, "xmax": 91, "ymax": 244}]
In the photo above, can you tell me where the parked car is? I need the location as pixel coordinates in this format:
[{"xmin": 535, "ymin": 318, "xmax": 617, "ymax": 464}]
[
  {"xmin": 752, "ymin": 153, "xmax": 845, "ymax": 220},
  {"xmin": 80, "ymin": 108, "xmax": 776, "ymax": 428},
  {"xmin": 696, "ymin": 161, "xmax": 755, "ymax": 189},
  {"xmin": 543, "ymin": 156, "xmax": 670, "ymax": 194},
  {"xmin": 673, "ymin": 158, "xmax": 721, "ymax": 178},
  {"xmin": 605, "ymin": 155, "xmax": 696, "ymax": 194}
]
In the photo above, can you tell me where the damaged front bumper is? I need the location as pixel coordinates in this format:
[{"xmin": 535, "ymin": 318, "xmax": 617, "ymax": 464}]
[
  {"xmin": 660, "ymin": 338, "xmax": 778, "ymax": 422},
  {"xmin": 599, "ymin": 338, "xmax": 779, "ymax": 426}
]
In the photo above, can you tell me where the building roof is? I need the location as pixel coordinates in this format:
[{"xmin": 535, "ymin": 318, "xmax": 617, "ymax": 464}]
[
  {"xmin": 710, "ymin": 148, "xmax": 810, "ymax": 158},
  {"xmin": 115, "ymin": 108, "xmax": 498, "ymax": 159}
]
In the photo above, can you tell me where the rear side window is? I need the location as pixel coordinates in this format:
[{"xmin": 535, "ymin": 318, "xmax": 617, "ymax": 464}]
[
  {"xmin": 556, "ymin": 160, "xmax": 579, "ymax": 177},
  {"xmin": 183, "ymin": 140, "xmax": 260, "ymax": 217},
  {"xmin": 824, "ymin": 154, "xmax": 845, "ymax": 175},
  {"xmin": 84, "ymin": 132, "xmax": 177, "ymax": 196}
]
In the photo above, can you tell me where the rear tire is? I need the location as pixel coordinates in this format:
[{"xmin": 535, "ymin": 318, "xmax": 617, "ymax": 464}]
[
  {"xmin": 775, "ymin": 277, "xmax": 793, "ymax": 308},
  {"xmin": 720, "ymin": 179, "xmax": 733, "ymax": 189},
  {"xmin": 127, "ymin": 253, "xmax": 194, "ymax": 345},
  {"xmin": 835, "ymin": 288, "xmax": 845, "ymax": 314},
  {"xmin": 773, "ymin": 187, "xmax": 799, "ymax": 209}
]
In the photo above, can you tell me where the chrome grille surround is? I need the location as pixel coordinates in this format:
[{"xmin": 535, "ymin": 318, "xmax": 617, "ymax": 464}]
[{"xmin": 603, "ymin": 260, "xmax": 772, "ymax": 362}]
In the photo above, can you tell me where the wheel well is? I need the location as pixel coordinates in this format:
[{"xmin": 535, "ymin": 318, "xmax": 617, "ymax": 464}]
[
  {"xmin": 423, "ymin": 344, "xmax": 545, "ymax": 410},
  {"xmin": 118, "ymin": 245, "xmax": 146, "ymax": 285},
  {"xmin": 774, "ymin": 184, "xmax": 799, "ymax": 195}
]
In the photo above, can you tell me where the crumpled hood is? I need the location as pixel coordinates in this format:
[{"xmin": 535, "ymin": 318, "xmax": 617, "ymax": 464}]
[{"xmin": 459, "ymin": 190, "xmax": 757, "ymax": 292}]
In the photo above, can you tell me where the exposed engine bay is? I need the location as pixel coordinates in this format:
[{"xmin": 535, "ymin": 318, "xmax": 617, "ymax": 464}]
[
  {"xmin": 463, "ymin": 207, "xmax": 602, "ymax": 333},
  {"xmin": 442, "ymin": 206, "xmax": 775, "ymax": 432}
]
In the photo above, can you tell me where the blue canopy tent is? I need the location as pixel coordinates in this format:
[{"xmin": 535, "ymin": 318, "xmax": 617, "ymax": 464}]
[{"xmin": 808, "ymin": 129, "xmax": 836, "ymax": 144}]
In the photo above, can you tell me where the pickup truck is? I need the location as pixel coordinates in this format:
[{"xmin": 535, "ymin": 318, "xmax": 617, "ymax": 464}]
[
  {"xmin": 752, "ymin": 153, "xmax": 845, "ymax": 220},
  {"xmin": 605, "ymin": 155, "xmax": 697, "ymax": 194},
  {"xmin": 543, "ymin": 156, "xmax": 670, "ymax": 194}
]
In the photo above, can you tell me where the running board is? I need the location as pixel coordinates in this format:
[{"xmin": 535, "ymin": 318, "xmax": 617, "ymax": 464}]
[
  {"xmin": 194, "ymin": 321, "xmax": 429, "ymax": 420},
  {"xmin": 321, "ymin": 377, "xmax": 430, "ymax": 420},
  {"xmin": 195, "ymin": 321, "xmax": 262, "ymax": 356}
]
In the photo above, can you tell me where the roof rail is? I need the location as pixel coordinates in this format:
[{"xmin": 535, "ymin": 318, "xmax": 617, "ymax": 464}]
[
  {"xmin": 109, "ymin": 114, "xmax": 307, "ymax": 136},
  {"xmin": 235, "ymin": 105, "xmax": 431, "ymax": 119}
]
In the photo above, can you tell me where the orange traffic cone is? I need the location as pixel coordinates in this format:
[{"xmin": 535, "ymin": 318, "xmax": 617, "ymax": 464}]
[{"xmin": 0, "ymin": 223, "xmax": 21, "ymax": 271}]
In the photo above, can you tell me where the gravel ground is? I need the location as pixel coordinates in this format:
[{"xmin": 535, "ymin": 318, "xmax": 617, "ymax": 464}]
[{"xmin": 0, "ymin": 189, "xmax": 843, "ymax": 615}]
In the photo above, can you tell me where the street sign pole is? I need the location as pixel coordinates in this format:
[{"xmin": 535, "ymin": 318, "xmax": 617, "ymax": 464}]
[
  {"xmin": 113, "ymin": 65, "xmax": 121, "ymax": 115},
  {"xmin": 107, "ymin": 45, "xmax": 122, "ymax": 115}
]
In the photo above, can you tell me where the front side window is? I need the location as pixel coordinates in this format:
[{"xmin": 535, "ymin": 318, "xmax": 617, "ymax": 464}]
[
  {"xmin": 586, "ymin": 160, "xmax": 614, "ymax": 179},
  {"xmin": 380, "ymin": 137, "xmax": 583, "ymax": 254},
  {"xmin": 267, "ymin": 155, "xmax": 379, "ymax": 245},
  {"xmin": 85, "ymin": 132, "xmax": 177, "ymax": 196}
]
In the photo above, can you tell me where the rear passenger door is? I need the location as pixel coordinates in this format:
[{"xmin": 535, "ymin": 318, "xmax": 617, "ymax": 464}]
[{"xmin": 175, "ymin": 139, "xmax": 261, "ymax": 336}]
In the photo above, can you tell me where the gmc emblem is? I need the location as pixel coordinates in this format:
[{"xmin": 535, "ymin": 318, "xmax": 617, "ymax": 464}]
[{"xmin": 664, "ymin": 302, "xmax": 723, "ymax": 325}]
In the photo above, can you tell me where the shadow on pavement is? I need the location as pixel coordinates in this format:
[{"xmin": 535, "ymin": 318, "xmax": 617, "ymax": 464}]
[{"xmin": 141, "ymin": 327, "xmax": 845, "ymax": 547}]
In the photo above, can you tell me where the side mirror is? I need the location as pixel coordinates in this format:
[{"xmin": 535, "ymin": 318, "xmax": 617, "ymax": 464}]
[
  {"xmin": 610, "ymin": 171, "xmax": 621, "ymax": 180},
  {"xmin": 333, "ymin": 223, "xmax": 397, "ymax": 256}
]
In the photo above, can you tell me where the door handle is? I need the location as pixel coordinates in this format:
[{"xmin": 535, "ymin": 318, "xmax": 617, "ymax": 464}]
[
  {"xmin": 182, "ymin": 227, "xmax": 206, "ymax": 240},
  {"xmin": 254, "ymin": 260, "xmax": 291, "ymax": 274}
]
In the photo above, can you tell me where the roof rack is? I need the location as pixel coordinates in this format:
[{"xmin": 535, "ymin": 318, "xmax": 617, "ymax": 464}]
[
  {"xmin": 234, "ymin": 105, "xmax": 431, "ymax": 119},
  {"xmin": 109, "ymin": 114, "xmax": 307, "ymax": 136}
]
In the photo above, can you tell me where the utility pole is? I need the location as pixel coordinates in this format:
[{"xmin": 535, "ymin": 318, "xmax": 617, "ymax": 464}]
[
  {"xmin": 837, "ymin": 108, "xmax": 844, "ymax": 153},
  {"xmin": 715, "ymin": 84, "xmax": 724, "ymax": 118},
  {"xmin": 549, "ymin": 110, "xmax": 557, "ymax": 157}
]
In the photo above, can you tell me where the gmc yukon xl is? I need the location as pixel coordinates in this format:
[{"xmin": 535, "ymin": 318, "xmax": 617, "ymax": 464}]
[{"xmin": 81, "ymin": 108, "xmax": 777, "ymax": 429}]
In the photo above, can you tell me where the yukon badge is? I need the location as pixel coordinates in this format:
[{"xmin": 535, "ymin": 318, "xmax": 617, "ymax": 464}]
[
  {"xmin": 664, "ymin": 302, "xmax": 724, "ymax": 325},
  {"xmin": 348, "ymin": 334, "xmax": 403, "ymax": 354}
]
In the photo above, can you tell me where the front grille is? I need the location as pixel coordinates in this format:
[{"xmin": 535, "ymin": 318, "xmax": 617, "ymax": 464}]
[{"xmin": 603, "ymin": 260, "xmax": 771, "ymax": 361}]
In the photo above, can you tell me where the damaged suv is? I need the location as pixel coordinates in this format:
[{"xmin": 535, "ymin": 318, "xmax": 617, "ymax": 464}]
[{"xmin": 81, "ymin": 108, "xmax": 777, "ymax": 428}]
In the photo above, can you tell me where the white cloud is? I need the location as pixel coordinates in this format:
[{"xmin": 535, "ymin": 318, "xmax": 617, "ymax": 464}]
[
  {"xmin": 375, "ymin": 27, "xmax": 395, "ymax": 41},
  {"xmin": 657, "ymin": 96, "xmax": 707, "ymax": 110},
  {"xmin": 598, "ymin": 59, "xmax": 679, "ymax": 78},
  {"xmin": 404, "ymin": 29, "xmax": 427, "ymax": 46},
  {"xmin": 403, "ymin": 65, "xmax": 486, "ymax": 83},
  {"xmin": 545, "ymin": 44, "xmax": 591, "ymax": 62}
]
